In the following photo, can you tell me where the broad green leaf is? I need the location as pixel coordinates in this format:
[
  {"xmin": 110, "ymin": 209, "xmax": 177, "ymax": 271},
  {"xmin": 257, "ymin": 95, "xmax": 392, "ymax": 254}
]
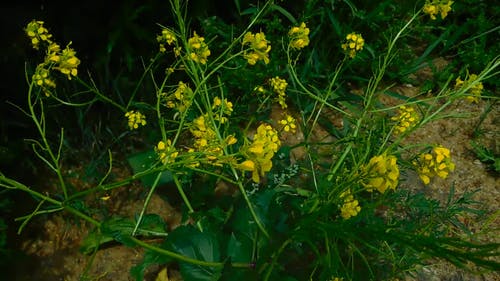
[
  {"xmin": 81, "ymin": 215, "xmax": 167, "ymax": 254},
  {"xmin": 127, "ymin": 149, "xmax": 173, "ymax": 187},
  {"xmin": 166, "ymin": 225, "xmax": 222, "ymax": 281},
  {"xmin": 227, "ymin": 232, "xmax": 253, "ymax": 263}
]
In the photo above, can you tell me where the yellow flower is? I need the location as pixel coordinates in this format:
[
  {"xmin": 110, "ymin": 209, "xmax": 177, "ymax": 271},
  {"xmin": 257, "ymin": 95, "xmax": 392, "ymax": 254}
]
[
  {"xmin": 212, "ymin": 97, "xmax": 233, "ymax": 124},
  {"xmin": 361, "ymin": 154, "xmax": 399, "ymax": 193},
  {"xmin": 188, "ymin": 31, "xmax": 211, "ymax": 64},
  {"xmin": 391, "ymin": 105, "xmax": 420, "ymax": 134},
  {"xmin": 423, "ymin": 0, "xmax": 453, "ymax": 20},
  {"xmin": 455, "ymin": 73, "xmax": 483, "ymax": 103},
  {"xmin": 423, "ymin": 3, "xmax": 439, "ymax": 20},
  {"xmin": 54, "ymin": 43, "xmax": 80, "ymax": 80},
  {"xmin": 339, "ymin": 190, "xmax": 361, "ymax": 219},
  {"xmin": 238, "ymin": 124, "xmax": 281, "ymax": 183},
  {"xmin": 225, "ymin": 135, "xmax": 238, "ymax": 146},
  {"xmin": 289, "ymin": 22, "xmax": 310, "ymax": 49},
  {"xmin": 279, "ymin": 114, "xmax": 297, "ymax": 133},
  {"xmin": 32, "ymin": 64, "xmax": 56, "ymax": 96},
  {"xmin": 242, "ymin": 31, "xmax": 271, "ymax": 65},
  {"xmin": 25, "ymin": 20, "xmax": 53, "ymax": 49},
  {"xmin": 156, "ymin": 140, "xmax": 178, "ymax": 164},
  {"xmin": 413, "ymin": 145, "xmax": 455, "ymax": 185},
  {"xmin": 125, "ymin": 110, "xmax": 147, "ymax": 130},
  {"xmin": 157, "ymin": 27, "xmax": 177, "ymax": 52},
  {"xmin": 163, "ymin": 81, "xmax": 193, "ymax": 112},
  {"xmin": 270, "ymin": 77, "xmax": 288, "ymax": 109},
  {"xmin": 439, "ymin": 1, "xmax": 453, "ymax": 19},
  {"xmin": 341, "ymin": 32, "xmax": 364, "ymax": 58}
]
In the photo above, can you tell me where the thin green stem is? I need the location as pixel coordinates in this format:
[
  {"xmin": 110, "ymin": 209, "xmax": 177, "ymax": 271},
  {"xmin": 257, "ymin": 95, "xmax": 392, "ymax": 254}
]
[
  {"xmin": 263, "ymin": 239, "xmax": 292, "ymax": 281},
  {"xmin": 172, "ymin": 173, "xmax": 203, "ymax": 232},
  {"xmin": 132, "ymin": 172, "xmax": 163, "ymax": 236},
  {"xmin": 76, "ymin": 77, "xmax": 126, "ymax": 112},
  {"xmin": 129, "ymin": 236, "xmax": 253, "ymax": 268},
  {"xmin": 0, "ymin": 174, "xmax": 100, "ymax": 227},
  {"xmin": 27, "ymin": 85, "xmax": 69, "ymax": 199}
]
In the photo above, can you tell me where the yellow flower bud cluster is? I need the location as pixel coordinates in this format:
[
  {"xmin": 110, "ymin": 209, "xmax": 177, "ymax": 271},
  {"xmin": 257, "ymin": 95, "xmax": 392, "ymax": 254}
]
[
  {"xmin": 288, "ymin": 22, "xmax": 310, "ymax": 50},
  {"xmin": 189, "ymin": 98, "xmax": 237, "ymax": 165},
  {"xmin": 339, "ymin": 189, "xmax": 361, "ymax": 220},
  {"xmin": 238, "ymin": 124, "xmax": 281, "ymax": 183},
  {"xmin": 52, "ymin": 43, "xmax": 80, "ymax": 80},
  {"xmin": 157, "ymin": 27, "xmax": 177, "ymax": 52},
  {"xmin": 270, "ymin": 77, "xmax": 288, "ymax": 109},
  {"xmin": 155, "ymin": 139, "xmax": 178, "ymax": 165},
  {"xmin": 188, "ymin": 31, "xmax": 211, "ymax": 64},
  {"xmin": 279, "ymin": 114, "xmax": 297, "ymax": 133},
  {"xmin": 341, "ymin": 33, "xmax": 364, "ymax": 59},
  {"xmin": 391, "ymin": 105, "xmax": 420, "ymax": 135},
  {"xmin": 164, "ymin": 81, "xmax": 194, "ymax": 113},
  {"xmin": 242, "ymin": 31, "xmax": 271, "ymax": 65},
  {"xmin": 423, "ymin": 0, "xmax": 453, "ymax": 20},
  {"xmin": 212, "ymin": 97, "xmax": 233, "ymax": 124},
  {"xmin": 25, "ymin": 20, "xmax": 53, "ymax": 49},
  {"xmin": 32, "ymin": 65, "xmax": 56, "ymax": 96},
  {"xmin": 361, "ymin": 154, "xmax": 400, "ymax": 193},
  {"xmin": 455, "ymin": 73, "xmax": 484, "ymax": 103},
  {"xmin": 413, "ymin": 146, "xmax": 455, "ymax": 185},
  {"xmin": 25, "ymin": 20, "xmax": 81, "ymax": 95},
  {"xmin": 125, "ymin": 110, "xmax": 147, "ymax": 130}
]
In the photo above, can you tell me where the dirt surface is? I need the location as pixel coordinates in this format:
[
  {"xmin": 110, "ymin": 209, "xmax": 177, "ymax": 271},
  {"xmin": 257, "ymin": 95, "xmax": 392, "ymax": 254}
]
[
  {"xmin": 388, "ymin": 85, "xmax": 499, "ymax": 281},
  {"xmin": 8, "ymin": 88, "xmax": 499, "ymax": 281}
]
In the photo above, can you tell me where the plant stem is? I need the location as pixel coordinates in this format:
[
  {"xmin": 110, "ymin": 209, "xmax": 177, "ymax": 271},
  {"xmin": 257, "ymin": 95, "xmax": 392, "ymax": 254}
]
[
  {"xmin": 27, "ymin": 85, "xmax": 68, "ymax": 199},
  {"xmin": 172, "ymin": 173, "xmax": 203, "ymax": 232},
  {"xmin": 130, "ymin": 236, "xmax": 253, "ymax": 268}
]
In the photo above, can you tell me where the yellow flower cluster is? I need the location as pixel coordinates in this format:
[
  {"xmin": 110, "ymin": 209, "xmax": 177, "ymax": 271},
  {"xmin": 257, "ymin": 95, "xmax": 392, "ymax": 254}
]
[
  {"xmin": 289, "ymin": 22, "xmax": 310, "ymax": 49},
  {"xmin": 51, "ymin": 43, "xmax": 81, "ymax": 80},
  {"xmin": 188, "ymin": 31, "xmax": 211, "ymax": 64},
  {"xmin": 212, "ymin": 96, "xmax": 233, "ymax": 124},
  {"xmin": 25, "ymin": 20, "xmax": 53, "ymax": 49},
  {"xmin": 157, "ymin": 27, "xmax": 177, "ymax": 52},
  {"xmin": 155, "ymin": 140, "xmax": 178, "ymax": 165},
  {"xmin": 413, "ymin": 146, "xmax": 455, "ymax": 185},
  {"xmin": 25, "ymin": 20, "xmax": 81, "ymax": 95},
  {"xmin": 242, "ymin": 31, "xmax": 271, "ymax": 65},
  {"xmin": 279, "ymin": 114, "xmax": 297, "ymax": 133},
  {"xmin": 238, "ymin": 124, "xmax": 281, "ymax": 183},
  {"xmin": 455, "ymin": 73, "xmax": 484, "ymax": 103},
  {"xmin": 423, "ymin": 0, "xmax": 453, "ymax": 20},
  {"xmin": 189, "ymin": 98, "xmax": 237, "ymax": 164},
  {"xmin": 165, "ymin": 81, "xmax": 194, "ymax": 113},
  {"xmin": 125, "ymin": 110, "xmax": 147, "ymax": 130},
  {"xmin": 270, "ymin": 76, "xmax": 288, "ymax": 109},
  {"xmin": 361, "ymin": 154, "xmax": 399, "ymax": 193},
  {"xmin": 191, "ymin": 115, "xmax": 217, "ymax": 150},
  {"xmin": 391, "ymin": 105, "xmax": 420, "ymax": 135},
  {"xmin": 339, "ymin": 189, "xmax": 361, "ymax": 220},
  {"xmin": 32, "ymin": 65, "xmax": 56, "ymax": 96},
  {"xmin": 341, "ymin": 32, "xmax": 364, "ymax": 59}
]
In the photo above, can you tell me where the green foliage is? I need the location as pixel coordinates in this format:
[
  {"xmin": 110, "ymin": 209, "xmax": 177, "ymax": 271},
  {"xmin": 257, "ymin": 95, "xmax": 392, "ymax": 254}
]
[{"xmin": 127, "ymin": 150, "xmax": 173, "ymax": 187}]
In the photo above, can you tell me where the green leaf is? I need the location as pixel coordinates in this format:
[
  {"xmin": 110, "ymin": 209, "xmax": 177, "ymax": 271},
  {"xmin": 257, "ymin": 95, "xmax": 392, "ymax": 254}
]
[
  {"xmin": 81, "ymin": 215, "xmax": 168, "ymax": 254},
  {"xmin": 80, "ymin": 228, "xmax": 114, "ymax": 255},
  {"xmin": 166, "ymin": 225, "xmax": 222, "ymax": 281},
  {"xmin": 270, "ymin": 4, "xmax": 296, "ymax": 24},
  {"xmin": 227, "ymin": 232, "xmax": 253, "ymax": 263},
  {"xmin": 131, "ymin": 246, "xmax": 173, "ymax": 281},
  {"xmin": 127, "ymin": 149, "xmax": 173, "ymax": 187}
]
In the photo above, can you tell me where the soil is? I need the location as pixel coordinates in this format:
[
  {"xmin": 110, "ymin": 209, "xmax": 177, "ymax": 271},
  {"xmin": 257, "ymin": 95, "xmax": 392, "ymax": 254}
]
[{"xmin": 6, "ymin": 87, "xmax": 499, "ymax": 281}]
